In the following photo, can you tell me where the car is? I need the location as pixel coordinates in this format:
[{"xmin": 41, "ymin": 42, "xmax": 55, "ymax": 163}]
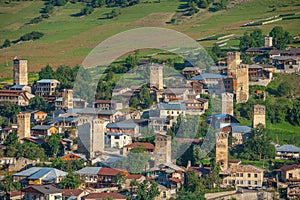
[
  {"xmin": 255, "ymin": 186, "xmax": 262, "ymax": 190},
  {"xmin": 248, "ymin": 186, "xmax": 253, "ymax": 190}
]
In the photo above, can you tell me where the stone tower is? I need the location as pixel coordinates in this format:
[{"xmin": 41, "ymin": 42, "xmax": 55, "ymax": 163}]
[
  {"xmin": 227, "ymin": 52, "xmax": 241, "ymax": 74},
  {"xmin": 62, "ymin": 89, "xmax": 73, "ymax": 110},
  {"xmin": 150, "ymin": 64, "xmax": 163, "ymax": 90},
  {"xmin": 154, "ymin": 133, "xmax": 171, "ymax": 166},
  {"xmin": 17, "ymin": 112, "xmax": 31, "ymax": 141},
  {"xmin": 252, "ymin": 105, "xmax": 266, "ymax": 128},
  {"xmin": 13, "ymin": 57, "xmax": 28, "ymax": 85},
  {"xmin": 235, "ymin": 64, "xmax": 249, "ymax": 104},
  {"xmin": 77, "ymin": 116, "xmax": 105, "ymax": 159},
  {"xmin": 221, "ymin": 92, "xmax": 234, "ymax": 116},
  {"xmin": 264, "ymin": 36, "xmax": 273, "ymax": 47},
  {"xmin": 216, "ymin": 131, "xmax": 228, "ymax": 171}
]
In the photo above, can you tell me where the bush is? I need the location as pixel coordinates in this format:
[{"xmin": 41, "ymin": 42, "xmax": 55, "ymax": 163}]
[
  {"xmin": 29, "ymin": 16, "xmax": 43, "ymax": 24},
  {"xmin": 19, "ymin": 31, "xmax": 44, "ymax": 41}
]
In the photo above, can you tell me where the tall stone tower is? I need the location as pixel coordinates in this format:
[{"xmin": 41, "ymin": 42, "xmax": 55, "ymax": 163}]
[
  {"xmin": 264, "ymin": 36, "xmax": 273, "ymax": 47},
  {"xmin": 62, "ymin": 89, "xmax": 73, "ymax": 110},
  {"xmin": 77, "ymin": 116, "xmax": 105, "ymax": 159},
  {"xmin": 17, "ymin": 112, "xmax": 31, "ymax": 141},
  {"xmin": 154, "ymin": 133, "xmax": 172, "ymax": 166},
  {"xmin": 150, "ymin": 64, "xmax": 163, "ymax": 90},
  {"xmin": 221, "ymin": 92, "xmax": 234, "ymax": 116},
  {"xmin": 252, "ymin": 104, "xmax": 266, "ymax": 128},
  {"xmin": 227, "ymin": 52, "xmax": 241, "ymax": 74},
  {"xmin": 13, "ymin": 57, "xmax": 28, "ymax": 85},
  {"xmin": 235, "ymin": 64, "xmax": 249, "ymax": 104},
  {"xmin": 216, "ymin": 131, "xmax": 228, "ymax": 171}
]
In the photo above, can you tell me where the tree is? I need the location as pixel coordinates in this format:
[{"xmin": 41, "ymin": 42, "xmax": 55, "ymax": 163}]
[
  {"xmin": 129, "ymin": 96, "xmax": 139, "ymax": 108},
  {"xmin": 0, "ymin": 102, "xmax": 21, "ymax": 123},
  {"xmin": 250, "ymin": 29, "xmax": 264, "ymax": 47},
  {"xmin": 136, "ymin": 180, "xmax": 159, "ymax": 200},
  {"xmin": 81, "ymin": 6, "xmax": 94, "ymax": 15},
  {"xmin": 124, "ymin": 54, "xmax": 138, "ymax": 70},
  {"xmin": 0, "ymin": 173, "xmax": 21, "ymax": 192},
  {"xmin": 17, "ymin": 142, "xmax": 47, "ymax": 161},
  {"xmin": 39, "ymin": 65, "xmax": 55, "ymax": 79},
  {"xmin": 277, "ymin": 82, "xmax": 292, "ymax": 97},
  {"xmin": 58, "ymin": 172, "xmax": 82, "ymax": 189},
  {"xmin": 115, "ymin": 172, "xmax": 126, "ymax": 188},
  {"xmin": 28, "ymin": 96, "xmax": 47, "ymax": 111},
  {"xmin": 111, "ymin": 8, "xmax": 121, "ymax": 18},
  {"xmin": 287, "ymin": 100, "xmax": 300, "ymax": 126},
  {"xmin": 139, "ymin": 85, "xmax": 152, "ymax": 109},
  {"xmin": 47, "ymin": 134, "xmax": 61, "ymax": 157},
  {"xmin": 1, "ymin": 39, "xmax": 11, "ymax": 48},
  {"xmin": 269, "ymin": 26, "xmax": 292, "ymax": 50}
]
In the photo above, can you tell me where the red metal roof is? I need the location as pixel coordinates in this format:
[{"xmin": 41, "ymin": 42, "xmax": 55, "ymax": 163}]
[
  {"xmin": 83, "ymin": 192, "xmax": 126, "ymax": 200},
  {"xmin": 124, "ymin": 142, "xmax": 155, "ymax": 150}
]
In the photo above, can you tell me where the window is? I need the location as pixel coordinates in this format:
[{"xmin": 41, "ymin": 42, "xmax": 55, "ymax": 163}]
[
  {"xmin": 254, "ymin": 174, "xmax": 258, "ymax": 178},
  {"xmin": 254, "ymin": 181, "xmax": 257, "ymax": 185},
  {"xmin": 248, "ymin": 181, "xmax": 251, "ymax": 185},
  {"xmin": 289, "ymin": 173, "xmax": 293, "ymax": 179},
  {"xmin": 248, "ymin": 173, "xmax": 251, "ymax": 178},
  {"xmin": 240, "ymin": 173, "xmax": 243, "ymax": 177}
]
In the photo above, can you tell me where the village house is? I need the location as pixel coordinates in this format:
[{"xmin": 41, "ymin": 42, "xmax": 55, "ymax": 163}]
[
  {"xmin": 13, "ymin": 167, "xmax": 68, "ymax": 186},
  {"xmin": 220, "ymin": 164, "xmax": 264, "ymax": 188},
  {"xmin": 62, "ymin": 188, "xmax": 92, "ymax": 200},
  {"xmin": 157, "ymin": 102, "xmax": 186, "ymax": 119},
  {"xmin": 185, "ymin": 98, "xmax": 209, "ymax": 115},
  {"xmin": 272, "ymin": 56, "xmax": 299, "ymax": 73},
  {"xmin": 35, "ymin": 79, "xmax": 60, "ymax": 96},
  {"xmin": 106, "ymin": 122, "xmax": 139, "ymax": 137},
  {"xmin": 105, "ymin": 132, "xmax": 132, "ymax": 148},
  {"xmin": 276, "ymin": 145, "xmax": 300, "ymax": 160},
  {"xmin": 9, "ymin": 84, "xmax": 32, "ymax": 93},
  {"xmin": 191, "ymin": 73, "xmax": 227, "ymax": 94},
  {"xmin": 94, "ymin": 100, "xmax": 123, "ymax": 110},
  {"xmin": 162, "ymin": 87, "xmax": 189, "ymax": 102},
  {"xmin": 75, "ymin": 167, "xmax": 128, "ymax": 188},
  {"xmin": 78, "ymin": 108, "xmax": 123, "ymax": 122},
  {"xmin": 248, "ymin": 64, "xmax": 273, "ymax": 86},
  {"xmin": 61, "ymin": 153, "xmax": 86, "ymax": 162},
  {"xmin": 21, "ymin": 185, "xmax": 62, "ymax": 200},
  {"xmin": 207, "ymin": 114, "xmax": 240, "ymax": 129},
  {"xmin": 0, "ymin": 90, "xmax": 35, "ymax": 106},
  {"xmin": 287, "ymin": 184, "xmax": 300, "ymax": 200},
  {"xmin": 230, "ymin": 125, "xmax": 252, "ymax": 146},
  {"xmin": 181, "ymin": 67, "xmax": 202, "ymax": 78},
  {"xmin": 149, "ymin": 117, "xmax": 173, "ymax": 133},
  {"xmin": 55, "ymin": 97, "xmax": 87, "ymax": 109},
  {"xmin": 123, "ymin": 142, "xmax": 155, "ymax": 155},
  {"xmin": 82, "ymin": 192, "xmax": 126, "ymax": 200},
  {"xmin": 279, "ymin": 164, "xmax": 300, "ymax": 183},
  {"xmin": 269, "ymin": 47, "xmax": 300, "ymax": 58},
  {"xmin": 31, "ymin": 125, "xmax": 58, "ymax": 137},
  {"xmin": 6, "ymin": 190, "xmax": 24, "ymax": 200},
  {"xmin": 33, "ymin": 111, "xmax": 47, "ymax": 122}
]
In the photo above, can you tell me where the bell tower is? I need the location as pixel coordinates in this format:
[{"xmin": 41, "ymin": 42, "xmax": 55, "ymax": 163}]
[{"xmin": 216, "ymin": 131, "xmax": 228, "ymax": 171}]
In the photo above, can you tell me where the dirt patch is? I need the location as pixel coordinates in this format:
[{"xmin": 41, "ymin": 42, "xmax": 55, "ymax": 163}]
[{"xmin": 130, "ymin": 12, "xmax": 175, "ymax": 27}]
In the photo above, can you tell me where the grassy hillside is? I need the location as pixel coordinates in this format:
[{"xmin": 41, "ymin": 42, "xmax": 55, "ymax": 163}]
[{"xmin": 0, "ymin": 0, "xmax": 299, "ymax": 78}]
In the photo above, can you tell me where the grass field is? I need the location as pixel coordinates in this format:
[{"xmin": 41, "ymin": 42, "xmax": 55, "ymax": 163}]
[{"xmin": 0, "ymin": 0, "xmax": 299, "ymax": 78}]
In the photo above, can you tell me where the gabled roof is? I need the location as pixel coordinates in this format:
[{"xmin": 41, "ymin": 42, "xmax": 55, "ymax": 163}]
[
  {"xmin": 31, "ymin": 125, "xmax": 53, "ymax": 130},
  {"xmin": 158, "ymin": 103, "xmax": 186, "ymax": 110},
  {"xmin": 272, "ymin": 56, "xmax": 297, "ymax": 61},
  {"xmin": 276, "ymin": 145, "xmax": 300, "ymax": 153},
  {"xmin": 14, "ymin": 167, "xmax": 67, "ymax": 181},
  {"xmin": 221, "ymin": 164, "xmax": 264, "ymax": 174},
  {"xmin": 83, "ymin": 192, "xmax": 126, "ymax": 200},
  {"xmin": 191, "ymin": 73, "xmax": 226, "ymax": 81},
  {"xmin": 37, "ymin": 79, "xmax": 59, "ymax": 84},
  {"xmin": 98, "ymin": 167, "xmax": 127, "ymax": 176},
  {"xmin": 62, "ymin": 188, "xmax": 85, "ymax": 197},
  {"xmin": 22, "ymin": 185, "xmax": 61, "ymax": 194},
  {"xmin": 280, "ymin": 164, "xmax": 300, "ymax": 172},
  {"xmin": 123, "ymin": 142, "xmax": 155, "ymax": 150},
  {"xmin": 231, "ymin": 125, "xmax": 252, "ymax": 133},
  {"xmin": 75, "ymin": 167, "xmax": 102, "ymax": 175},
  {"xmin": 78, "ymin": 108, "xmax": 118, "ymax": 115},
  {"xmin": 160, "ymin": 162, "xmax": 185, "ymax": 172},
  {"xmin": 106, "ymin": 122, "xmax": 136, "ymax": 129}
]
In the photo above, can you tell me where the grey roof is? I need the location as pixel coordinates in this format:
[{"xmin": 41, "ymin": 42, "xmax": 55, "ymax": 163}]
[
  {"xmin": 160, "ymin": 162, "xmax": 184, "ymax": 172},
  {"xmin": 272, "ymin": 56, "xmax": 297, "ymax": 61},
  {"xmin": 75, "ymin": 167, "xmax": 101, "ymax": 175},
  {"xmin": 48, "ymin": 116, "xmax": 77, "ymax": 124},
  {"xmin": 276, "ymin": 145, "xmax": 300, "ymax": 153},
  {"xmin": 191, "ymin": 73, "xmax": 226, "ymax": 81},
  {"xmin": 22, "ymin": 185, "xmax": 62, "ymax": 194},
  {"xmin": 106, "ymin": 123, "xmax": 136, "ymax": 129},
  {"xmin": 78, "ymin": 108, "xmax": 118, "ymax": 115},
  {"xmin": 231, "ymin": 126, "xmax": 252, "ymax": 133},
  {"xmin": 31, "ymin": 125, "xmax": 52, "ymax": 130},
  {"xmin": 37, "ymin": 79, "xmax": 59, "ymax": 83},
  {"xmin": 158, "ymin": 103, "xmax": 186, "ymax": 110},
  {"xmin": 14, "ymin": 167, "xmax": 67, "ymax": 181},
  {"xmin": 9, "ymin": 85, "xmax": 26, "ymax": 90}
]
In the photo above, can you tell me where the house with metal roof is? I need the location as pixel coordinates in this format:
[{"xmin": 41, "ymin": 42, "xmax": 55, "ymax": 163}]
[
  {"xmin": 231, "ymin": 125, "xmax": 252, "ymax": 146},
  {"xmin": 207, "ymin": 114, "xmax": 240, "ymax": 129},
  {"xmin": 105, "ymin": 132, "xmax": 132, "ymax": 149},
  {"xmin": 35, "ymin": 79, "xmax": 60, "ymax": 96},
  {"xmin": 31, "ymin": 125, "xmax": 58, "ymax": 136},
  {"xmin": 13, "ymin": 167, "xmax": 67, "ymax": 186},
  {"xmin": 106, "ymin": 122, "xmax": 138, "ymax": 137},
  {"xmin": 157, "ymin": 102, "xmax": 186, "ymax": 119},
  {"xmin": 276, "ymin": 145, "xmax": 300, "ymax": 160},
  {"xmin": 21, "ymin": 185, "xmax": 62, "ymax": 200}
]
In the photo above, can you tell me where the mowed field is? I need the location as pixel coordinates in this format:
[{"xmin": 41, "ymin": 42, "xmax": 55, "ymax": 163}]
[{"xmin": 0, "ymin": 0, "xmax": 299, "ymax": 78}]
